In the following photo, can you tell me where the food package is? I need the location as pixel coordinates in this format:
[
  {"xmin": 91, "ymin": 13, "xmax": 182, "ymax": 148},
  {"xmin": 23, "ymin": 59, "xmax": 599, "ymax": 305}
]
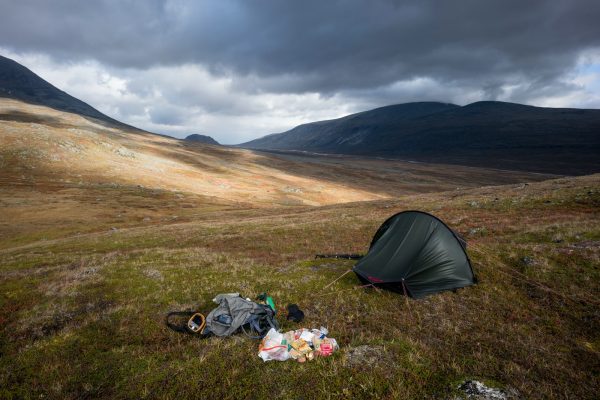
[
  {"xmin": 291, "ymin": 339, "xmax": 304, "ymax": 351},
  {"xmin": 289, "ymin": 349, "xmax": 301, "ymax": 359},
  {"xmin": 257, "ymin": 327, "xmax": 338, "ymax": 362},
  {"xmin": 318, "ymin": 341, "xmax": 334, "ymax": 356},
  {"xmin": 312, "ymin": 337, "xmax": 322, "ymax": 352}
]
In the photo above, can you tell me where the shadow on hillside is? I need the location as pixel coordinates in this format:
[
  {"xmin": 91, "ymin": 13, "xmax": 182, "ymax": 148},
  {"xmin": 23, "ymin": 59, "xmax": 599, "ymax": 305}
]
[
  {"xmin": 138, "ymin": 139, "xmax": 557, "ymax": 198},
  {"xmin": 0, "ymin": 111, "xmax": 70, "ymax": 127},
  {"xmin": 246, "ymin": 150, "xmax": 554, "ymax": 196}
]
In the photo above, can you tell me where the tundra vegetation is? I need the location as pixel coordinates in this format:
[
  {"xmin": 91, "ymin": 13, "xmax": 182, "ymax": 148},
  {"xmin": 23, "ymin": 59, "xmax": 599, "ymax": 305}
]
[{"xmin": 0, "ymin": 99, "xmax": 598, "ymax": 399}]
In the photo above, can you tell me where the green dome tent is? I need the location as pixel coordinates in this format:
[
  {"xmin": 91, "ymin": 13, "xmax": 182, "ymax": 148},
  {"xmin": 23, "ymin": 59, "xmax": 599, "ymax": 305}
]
[{"xmin": 353, "ymin": 211, "xmax": 476, "ymax": 298}]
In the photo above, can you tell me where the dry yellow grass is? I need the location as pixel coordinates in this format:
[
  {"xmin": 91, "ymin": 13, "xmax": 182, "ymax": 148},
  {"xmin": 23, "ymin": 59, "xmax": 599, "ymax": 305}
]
[{"xmin": 0, "ymin": 98, "xmax": 550, "ymax": 209}]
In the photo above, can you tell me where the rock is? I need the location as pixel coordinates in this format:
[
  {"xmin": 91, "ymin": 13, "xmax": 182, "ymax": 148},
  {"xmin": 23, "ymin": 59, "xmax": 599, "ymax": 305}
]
[
  {"xmin": 469, "ymin": 227, "xmax": 486, "ymax": 235},
  {"xmin": 143, "ymin": 269, "xmax": 163, "ymax": 281},
  {"xmin": 74, "ymin": 267, "xmax": 98, "ymax": 279},
  {"xmin": 520, "ymin": 256, "xmax": 535, "ymax": 266},
  {"xmin": 115, "ymin": 147, "xmax": 135, "ymax": 158},
  {"xmin": 568, "ymin": 240, "xmax": 600, "ymax": 250},
  {"xmin": 455, "ymin": 380, "xmax": 522, "ymax": 400}
]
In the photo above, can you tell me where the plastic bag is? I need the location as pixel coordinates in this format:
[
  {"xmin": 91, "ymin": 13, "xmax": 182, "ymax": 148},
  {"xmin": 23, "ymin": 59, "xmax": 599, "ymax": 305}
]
[
  {"xmin": 299, "ymin": 329, "xmax": 315, "ymax": 343},
  {"xmin": 258, "ymin": 328, "xmax": 290, "ymax": 362}
]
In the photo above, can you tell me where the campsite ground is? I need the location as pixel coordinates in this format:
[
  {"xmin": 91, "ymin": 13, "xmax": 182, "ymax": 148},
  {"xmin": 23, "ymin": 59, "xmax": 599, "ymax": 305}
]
[
  {"xmin": 0, "ymin": 100, "xmax": 599, "ymax": 399},
  {"xmin": 1, "ymin": 172, "xmax": 598, "ymax": 399}
]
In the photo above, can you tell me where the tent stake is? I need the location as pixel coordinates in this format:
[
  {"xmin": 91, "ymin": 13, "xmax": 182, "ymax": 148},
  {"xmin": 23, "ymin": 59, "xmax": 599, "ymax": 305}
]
[{"xmin": 402, "ymin": 279, "xmax": 418, "ymax": 323}]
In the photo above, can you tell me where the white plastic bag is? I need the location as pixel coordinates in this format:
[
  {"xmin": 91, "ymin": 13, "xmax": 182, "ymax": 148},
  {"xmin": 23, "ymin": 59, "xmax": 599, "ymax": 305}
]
[
  {"xmin": 258, "ymin": 328, "xmax": 290, "ymax": 362},
  {"xmin": 299, "ymin": 329, "xmax": 315, "ymax": 344}
]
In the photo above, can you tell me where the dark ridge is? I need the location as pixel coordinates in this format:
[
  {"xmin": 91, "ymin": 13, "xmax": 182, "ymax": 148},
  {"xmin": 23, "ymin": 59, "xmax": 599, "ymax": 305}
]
[
  {"xmin": 240, "ymin": 101, "xmax": 600, "ymax": 175},
  {"xmin": 0, "ymin": 54, "xmax": 144, "ymax": 133}
]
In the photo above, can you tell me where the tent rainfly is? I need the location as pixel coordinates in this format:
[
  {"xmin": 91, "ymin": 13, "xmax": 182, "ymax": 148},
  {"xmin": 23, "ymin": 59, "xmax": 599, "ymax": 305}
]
[{"xmin": 353, "ymin": 211, "xmax": 477, "ymax": 298}]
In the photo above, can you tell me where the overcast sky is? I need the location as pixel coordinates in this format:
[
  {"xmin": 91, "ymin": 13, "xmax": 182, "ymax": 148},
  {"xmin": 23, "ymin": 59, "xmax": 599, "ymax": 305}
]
[{"xmin": 1, "ymin": 0, "xmax": 599, "ymax": 144}]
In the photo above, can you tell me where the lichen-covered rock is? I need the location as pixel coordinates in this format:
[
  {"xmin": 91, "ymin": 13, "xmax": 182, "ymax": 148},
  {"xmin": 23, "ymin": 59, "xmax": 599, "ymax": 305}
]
[{"xmin": 455, "ymin": 380, "xmax": 522, "ymax": 400}]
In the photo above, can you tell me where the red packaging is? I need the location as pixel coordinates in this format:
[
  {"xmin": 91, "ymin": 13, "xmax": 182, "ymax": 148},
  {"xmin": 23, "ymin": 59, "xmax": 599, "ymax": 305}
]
[{"xmin": 318, "ymin": 342, "xmax": 333, "ymax": 356}]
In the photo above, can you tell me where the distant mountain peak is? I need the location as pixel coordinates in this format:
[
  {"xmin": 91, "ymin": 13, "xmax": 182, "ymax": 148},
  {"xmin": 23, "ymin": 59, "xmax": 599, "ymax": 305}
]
[{"xmin": 184, "ymin": 134, "xmax": 219, "ymax": 145}]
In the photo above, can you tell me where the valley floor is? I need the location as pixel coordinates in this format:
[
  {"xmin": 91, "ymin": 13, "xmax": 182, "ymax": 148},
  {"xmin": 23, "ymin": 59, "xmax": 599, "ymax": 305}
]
[{"xmin": 1, "ymin": 173, "xmax": 599, "ymax": 399}]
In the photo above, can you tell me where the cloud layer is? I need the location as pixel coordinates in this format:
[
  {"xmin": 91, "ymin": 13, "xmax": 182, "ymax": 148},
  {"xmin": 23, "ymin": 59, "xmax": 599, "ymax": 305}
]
[{"xmin": 1, "ymin": 0, "xmax": 599, "ymax": 143}]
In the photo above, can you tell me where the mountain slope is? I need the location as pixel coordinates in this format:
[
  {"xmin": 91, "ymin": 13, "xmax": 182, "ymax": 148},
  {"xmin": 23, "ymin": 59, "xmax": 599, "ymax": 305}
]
[
  {"xmin": 1, "ymin": 98, "xmax": 550, "ymax": 214},
  {"xmin": 241, "ymin": 101, "xmax": 600, "ymax": 174},
  {"xmin": 0, "ymin": 55, "xmax": 139, "ymax": 131},
  {"xmin": 245, "ymin": 102, "xmax": 459, "ymax": 150}
]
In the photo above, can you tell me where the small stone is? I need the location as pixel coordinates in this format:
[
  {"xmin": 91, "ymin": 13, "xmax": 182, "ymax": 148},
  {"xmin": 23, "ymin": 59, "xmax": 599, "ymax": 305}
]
[
  {"xmin": 520, "ymin": 256, "xmax": 535, "ymax": 266},
  {"xmin": 283, "ymin": 186, "xmax": 303, "ymax": 194},
  {"xmin": 115, "ymin": 147, "xmax": 135, "ymax": 158},
  {"xmin": 143, "ymin": 269, "xmax": 163, "ymax": 281},
  {"xmin": 551, "ymin": 234, "xmax": 563, "ymax": 243}
]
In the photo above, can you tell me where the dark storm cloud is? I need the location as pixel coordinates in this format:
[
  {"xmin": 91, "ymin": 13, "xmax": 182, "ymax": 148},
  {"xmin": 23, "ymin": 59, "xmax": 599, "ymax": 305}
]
[
  {"xmin": 1, "ymin": 1, "xmax": 599, "ymax": 143},
  {"xmin": 1, "ymin": 0, "xmax": 599, "ymax": 95}
]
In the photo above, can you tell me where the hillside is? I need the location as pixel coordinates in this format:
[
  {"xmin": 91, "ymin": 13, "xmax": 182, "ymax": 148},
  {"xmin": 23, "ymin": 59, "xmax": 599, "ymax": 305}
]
[
  {"xmin": 0, "ymin": 166, "xmax": 598, "ymax": 398},
  {"xmin": 0, "ymin": 98, "xmax": 548, "ymax": 221},
  {"xmin": 241, "ymin": 101, "xmax": 600, "ymax": 175}
]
